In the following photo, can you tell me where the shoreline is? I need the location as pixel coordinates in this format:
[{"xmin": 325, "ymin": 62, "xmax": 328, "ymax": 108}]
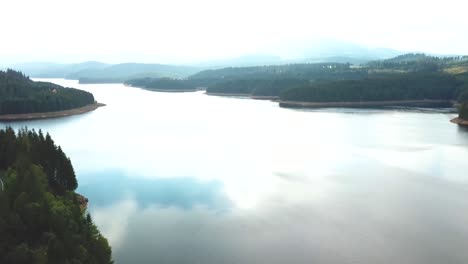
[
  {"xmin": 144, "ymin": 88, "xmax": 198, "ymax": 93},
  {"xmin": 251, "ymin": 95, "xmax": 279, "ymax": 101},
  {"xmin": 206, "ymin": 92, "xmax": 278, "ymax": 100},
  {"xmin": 0, "ymin": 103, "xmax": 105, "ymax": 121},
  {"xmin": 279, "ymin": 99, "xmax": 453, "ymax": 109},
  {"xmin": 450, "ymin": 117, "xmax": 468, "ymax": 126},
  {"xmin": 205, "ymin": 92, "xmax": 251, "ymax": 97},
  {"xmin": 127, "ymin": 84, "xmax": 206, "ymax": 93}
]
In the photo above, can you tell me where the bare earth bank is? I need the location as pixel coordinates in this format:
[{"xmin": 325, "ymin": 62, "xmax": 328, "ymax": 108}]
[{"xmin": 0, "ymin": 103, "xmax": 105, "ymax": 121}]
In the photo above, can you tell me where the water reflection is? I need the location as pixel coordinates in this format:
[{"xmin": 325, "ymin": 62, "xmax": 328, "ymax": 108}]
[
  {"xmin": 78, "ymin": 170, "xmax": 231, "ymax": 209},
  {"xmin": 2, "ymin": 79, "xmax": 468, "ymax": 264},
  {"xmin": 91, "ymin": 161, "xmax": 468, "ymax": 264}
]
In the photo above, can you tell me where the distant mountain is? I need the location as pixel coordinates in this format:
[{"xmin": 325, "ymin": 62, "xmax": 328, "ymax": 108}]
[
  {"xmin": 67, "ymin": 63, "xmax": 200, "ymax": 81},
  {"xmin": 376, "ymin": 53, "xmax": 435, "ymax": 63},
  {"xmin": 304, "ymin": 56, "xmax": 374, "ymax": 65},
  {"xmin": 6, "ymin": 41, "xmax": 407, "ymax": 83},
  {"xmin": 191, "ymin": 41, "xmax": 404, "ymax": 68},
  {"xmin": 192, "ymin": 54, "xmax": 284, "ymax": 68},
  {"xmin": 12, "ymin": 61, "xmax": 109, "ymax": 78},
  {"xmin": 10, "ymin": 62, "xmax": 201, "ymax": 83},
  {"xmin": 272, "ymin": 39, "xmax": 403, "ymax": 64}
]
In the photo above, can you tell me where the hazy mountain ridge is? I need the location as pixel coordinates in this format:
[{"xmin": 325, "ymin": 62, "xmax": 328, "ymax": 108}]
[
  {"xmin": 5, "ymin": 41, "xmax": 406, "ymax": 82},
  {"xmin": 11, "ymin": 61, "xmax": 109, "ymax": 78},
  {"xmin": 10, "ymin": 62, "xmax": 201, "ymax": 83},
  {"xmin": 67, "ymin": 63, "xmax": 200, "ymax": 80},
  {"xmin": 7, "ymin": 41, "xmax": 468, "ymax": 85}
]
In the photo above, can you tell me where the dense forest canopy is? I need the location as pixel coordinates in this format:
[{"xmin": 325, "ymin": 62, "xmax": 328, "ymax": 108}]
[
  {"xmin": 0, "ymin": 69, "xmax": 95, "ymax": 115},
  {"xmin": 0, "ymin": 127, "xmax": 112, "ymax": 264},
  {"xmin": 280, "ymin": 73, "xmax": 463, "ymax": 103},
  {"xmin": 366, "ymin": 53, "xmax": 468, "ymax": 73},
  {"xmin": 206, "ymin": 79, "xmax": 310, "ymax": 96},
  {"xmin": 188, "ymin": 63, "xmax": 367, "ymax": 86},
  {"xmin": 183, "ymin": 63, "xmax": 368, "ymax": 97},
  {"xmin": 459, "ymin": 103, "xmax": 468, "ymax": 120},
  {"xmin": 125, "ymin": 77, "xmax": 197, "ymax": 91},
  {"xmin": 182, "ymin": 54, "xmax": 468, "ymax": 103}
]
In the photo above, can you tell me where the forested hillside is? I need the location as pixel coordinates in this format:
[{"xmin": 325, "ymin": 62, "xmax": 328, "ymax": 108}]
[
  {"xmin": 189, "ymin": 63, "xmax": 367, "ymax": 85},
  {"xmin": 125, "ymin": 77, "xmax": 197, "ymax": 91},
  {"xmin": 367, "ymin": 53, "xmax": 468, "ymax": 72},
  {"xmin": 0, "ymin": 128, "xmax": 112, "ymax": 264},
  {"xmin": 186, "ymin": 63, "xmax": 367, "ymax": 97},
  {"xmin": 206, "ymin": 79, "xmax": 309, "ymax": 96},
  {"xmin": 0, "ymin": 70, "xmax": 95, "ymax": 115},
  {"xmin": 188, "ymin": 54, "xmax": 468, "ymax": 104},
  {"xmin": 280, "ymin": 73, "xmax": 463, "ymax": 103}
]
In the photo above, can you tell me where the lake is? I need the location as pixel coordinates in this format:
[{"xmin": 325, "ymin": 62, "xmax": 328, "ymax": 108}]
[{"xmin": 2, "ymin": 79, "xmax": 468, "ymax": 264}]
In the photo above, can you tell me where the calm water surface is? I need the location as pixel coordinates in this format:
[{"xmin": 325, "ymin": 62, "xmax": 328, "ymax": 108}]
[{"xmin": 3, "ymin": 79, "xmax": 468, "ymax": 264}]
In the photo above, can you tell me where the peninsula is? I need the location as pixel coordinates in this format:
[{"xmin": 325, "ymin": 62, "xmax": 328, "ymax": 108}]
[{"xmin": 0, "ymin": 69, "xmax": 102, "ymax": 121}]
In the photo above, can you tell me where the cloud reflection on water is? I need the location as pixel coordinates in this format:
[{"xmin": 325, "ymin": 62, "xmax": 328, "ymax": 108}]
[
  {"xmin": 91, "ymin": 160, "xmax": 468, "ymax": 264},
  {"xmin": 4, "ymin": 80, "xmax": 468, "ymax": 264}
]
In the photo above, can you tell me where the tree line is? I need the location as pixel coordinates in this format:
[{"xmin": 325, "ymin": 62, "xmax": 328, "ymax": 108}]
[
  {"xmin": 0, "ymin": 69, "xmax": 96, "ymax": 115},
  {"xmin": 125, "ymin": 77, "xmax": 197, "ymax": 91},
  {"xmin": 280, "ymin": 73, "xmax": 463, "ymax": 103},
  {"xmin": 188, "ymin": 63, "xmax": 367, "ymax": 86},
  {"xmin": 0, "ymin": 127, "xmax": 112, "ymax": 264},
  {"xmin": 206, "ymin": 79, "xmax": 310, "ymax": 96},
  {"xmin": 366, "ymin": 53, "xmax": 468, "ymax": 72}
]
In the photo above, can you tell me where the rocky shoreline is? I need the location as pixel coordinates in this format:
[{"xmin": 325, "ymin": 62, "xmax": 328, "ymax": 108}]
[{"xmin": 450, "ymin": 117, "xmax": 468, "ymax": 126}]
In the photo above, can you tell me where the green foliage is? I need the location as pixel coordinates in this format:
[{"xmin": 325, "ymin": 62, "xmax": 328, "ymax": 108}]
[
  {"xmin": 123, "ymin": 55, "xmax": 468, "ymax": 100},
  {"xmin": 458, "ymin": 89, "xmax": 468, "ymax": 102},
  {"xmin": 125, "ymin": 77, "xmax": 197, "ymax": 91},
  {"xmin": 188, "ymin": 63, "xmax": 365, "ymax": 96},
  {"xmin": 0, "ymin": 69, "xmax": 95, "ymax": 115},
  {"xmin": 455, "ymin": 73, "xmax": 468, "ymax": 101},
  {"xmin": 0, "ymin": 128, "xmax": 77, "ymax": 193},
  {"xmin": 459, "ymin": 103, "xmax": 468, "ymax": 120},
  {"xmin": 206, "ymin": 79, "xmax": 310, "ymax": 96},
  {"xmin": 366, "ymin": 53, "xmax": 466, "ymax": 72},
  {"xmin": 280, "ymin": 73, "xmax": 462, "ymax": 102},
  {"xmin": 189, "ymin": 63, "xmax": 367, "ymax": 87},
  {"xmin": 0, "ymin": 128, "xmax": 112, "ymax": 264}
]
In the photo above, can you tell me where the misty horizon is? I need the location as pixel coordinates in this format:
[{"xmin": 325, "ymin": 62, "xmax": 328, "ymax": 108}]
[{"xmin": 1, "ymin": 0, "xmax": 468, "ymax": 65}]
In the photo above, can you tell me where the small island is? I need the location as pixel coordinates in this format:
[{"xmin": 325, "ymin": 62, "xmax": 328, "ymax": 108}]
[{"xmin": 0, "ymin": 69, "xmax": 104, "ymax": 121}]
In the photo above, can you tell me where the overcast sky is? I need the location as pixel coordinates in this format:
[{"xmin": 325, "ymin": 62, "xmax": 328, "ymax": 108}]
[{"xmin": 1, "ymin": 0, "xmax": 467, "ymax": 64}]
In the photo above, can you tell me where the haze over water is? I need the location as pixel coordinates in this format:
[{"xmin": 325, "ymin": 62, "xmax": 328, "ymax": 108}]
[{"xmin": 3, "ymin": 79, "xmax": 468, "ymax": 264}]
